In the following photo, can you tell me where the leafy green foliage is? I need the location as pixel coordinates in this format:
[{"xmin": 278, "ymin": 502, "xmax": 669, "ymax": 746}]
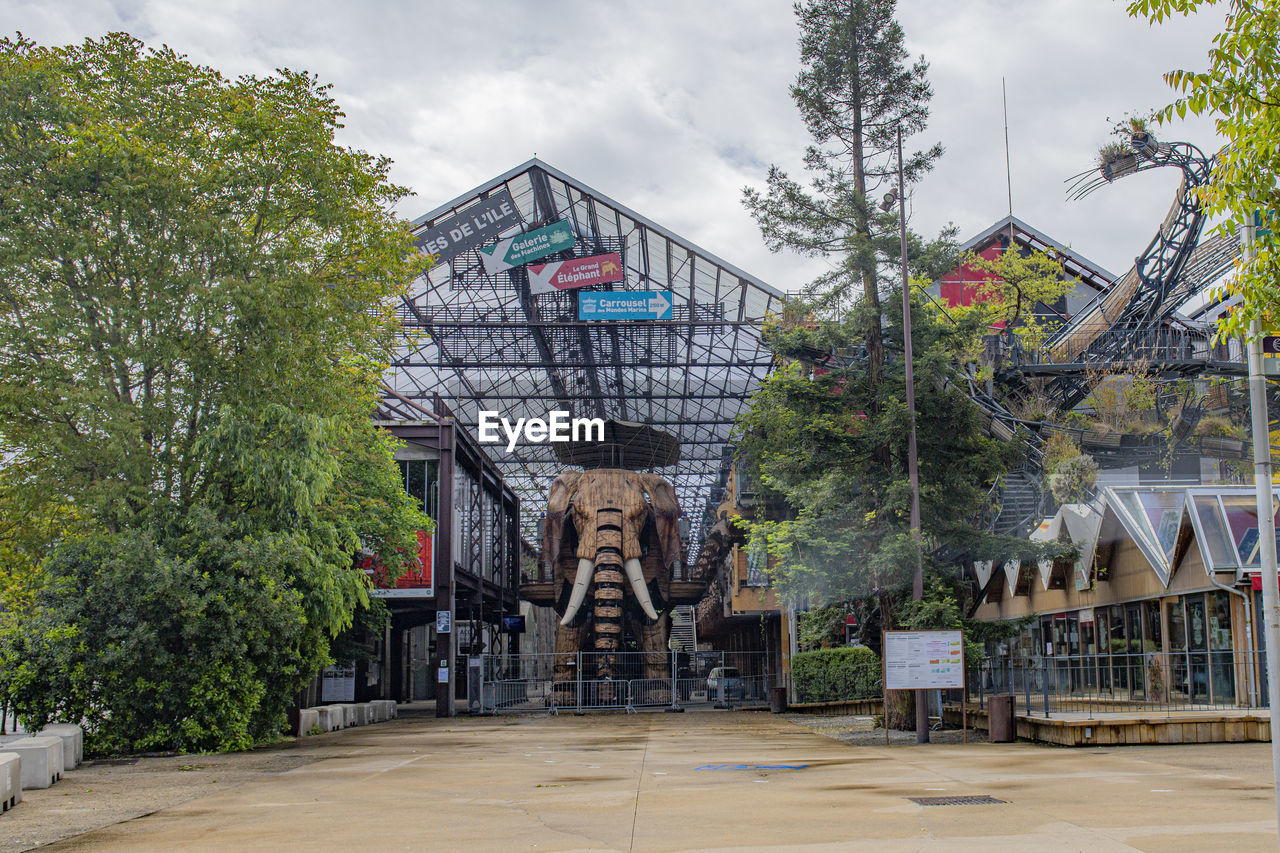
[
  {"xmin": 8, "ymin": 519, "xmax": 306, "ymax": 754},
  {"xmin": 0, "ymin": 34, "xmax": 430, "ymax": 752},
  {"xmin": 797, "ymin": 604, "xmax": 849, "ymax": 649},
  {"xmin": 953, "ymin": 248, "xmax": 1075, "ymax": 350},
  {"xmin": 1126, "ymin": 0, "xmax": 1280, "ymax": 335},
  {"xmin": 1049, "ymin": 454, "xmax": 1099, "ymax": 504},
  {"xmin": 736, "ymin": 294, "xmax": 1033, "ymax": 609},
  {"xmin": 792, "ymin": 646, "xmax": 882, "ymax": 703}
]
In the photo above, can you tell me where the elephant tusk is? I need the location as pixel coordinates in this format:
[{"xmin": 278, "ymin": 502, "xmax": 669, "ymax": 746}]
[
  {"xmin": 560, "ymin": 558, "xmax": 594, "ymax": 626},
  {"xmin": 624, "ymin": 558, "xmax": 659, "ymax": 621}
]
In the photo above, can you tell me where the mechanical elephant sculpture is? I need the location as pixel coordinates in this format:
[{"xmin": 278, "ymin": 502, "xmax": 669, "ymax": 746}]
[{"xmin": 541, "ymin": 468, "xmax": 683, "ymax": 686}]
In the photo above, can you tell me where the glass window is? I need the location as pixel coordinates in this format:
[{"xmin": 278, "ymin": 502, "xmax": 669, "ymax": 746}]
[
  {"xmin": 1220, "ymin": 496, "xmax": 1280, "ymax": 567},
  {"xmin": 1108, "ymin": 606, "xmax": 1126, "ymax": 654},
  {"xmin": 1209, "ymin": 590, "xmax": 1235, "ymax": 703},
  {"xmin": 1136, "ymin": 491, "xmax": 1186, "ymax": 559},
  {"xmin": 424, "ymin": 460, "xmax": 439, "ymax": 520},
  {"xmin": 406, "ymin": 460, "xmax": 426, "ymax": 512},
  {"xmin": 1143, "ymin": 599, "xmax": 1163, "ymax": 653},
  {"xmin": 1081, "ymin": 618, "xmax": 1096, "ymax": 655},
  {"xmin": 1193, "ymin": 495, "xmax": 1236, "ymax": 569},
  {"xmin": 1167, "ymin": 599, "xmax": 1187, "ymax": 652},
  {"xmin": 1186, "ymin": 594, "xmax": 1207, "ymax": 651},
  {"xmin": 1209, "ymin": 591, "xmax": 1233, "ymax": 651}
]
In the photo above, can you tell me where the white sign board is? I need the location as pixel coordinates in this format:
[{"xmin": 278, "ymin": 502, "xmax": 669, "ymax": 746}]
[
  {"xmin": 436, "ymin": 610, "xmax": 452, "ymax": 634},
  {"xmin": 883, "ymin": 629, "xmax": 965, "ymax": 690}
]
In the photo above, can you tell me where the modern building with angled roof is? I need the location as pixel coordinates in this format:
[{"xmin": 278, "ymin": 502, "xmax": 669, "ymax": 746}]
[
  {"xmin": 373, "ymin": 160, "xmax": 787, "ymax": 713},
  {"xmin": 385, "ymin": 158, "xmax": 784, "ymax": 546},
  {"xmin": 973, "ymin": 485, "xmax": 1276, "ymax": 710}
]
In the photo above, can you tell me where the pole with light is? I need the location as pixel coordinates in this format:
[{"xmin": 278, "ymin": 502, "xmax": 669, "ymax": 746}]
[
  {"xmin": 882, "ymin": 124, "xmax": 927, "ymax": 744},
  {"xmin": 1241, "ymin": 211, "xmax": 1280, "ymax": 835}
]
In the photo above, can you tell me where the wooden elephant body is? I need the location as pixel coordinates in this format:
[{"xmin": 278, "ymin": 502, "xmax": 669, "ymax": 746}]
[{"xmin": 541, "ymin": 468, "xmax": 683, "ymax": 685}]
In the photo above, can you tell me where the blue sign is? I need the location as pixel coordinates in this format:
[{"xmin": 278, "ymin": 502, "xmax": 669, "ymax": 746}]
[
  {"xmin": 1255, "ymin": 209, "xmax": 1276, "ymax": 238},
  {"xmin": 578, "ymin": 290, "xmax": 673, "ymax": 321}
]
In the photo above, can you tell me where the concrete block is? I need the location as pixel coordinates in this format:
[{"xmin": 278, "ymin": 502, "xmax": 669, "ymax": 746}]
[
  {"xmin": 38, "ymin": 724, "xmax": 83, "ymax": 769},
  {"xmin": 335, "ymin": 704, "xmax": 356, "ymax": 727},
  {"xmin": 312, "ymin": 706, "xmax": 341, "ymax": 732},
  {"xmin": 0, "ymin": 752, "xmax": 20, "ymax": 810},
  {"xmin": 297, "ymin": 709, "xmax": 320, "ymax": 736},
  {"xmin": 370, "ymin": 700, "xmax": 395, "ymax": 722},
  {"xmin": 352, "ymin": 704, "xmax": 372, "ymax": 726},
  {"xmin": 0, "ymin": 736, "xmax": 63, "ymax": 789}
]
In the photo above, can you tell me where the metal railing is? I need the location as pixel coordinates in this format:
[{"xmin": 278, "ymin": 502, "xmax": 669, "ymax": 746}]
[
  {"xmin": 971, "ymin": 651, "xmax": 1266, "ymax": 717},
  {"xmin": 472, "ymin": 650, "xmax": 776, "ymax": 714}
]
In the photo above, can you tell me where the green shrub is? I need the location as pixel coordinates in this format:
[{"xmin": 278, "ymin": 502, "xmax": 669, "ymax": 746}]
[
  {"xmin": 792, "ymin": 646, "xmax": 881, "ymax": 703},
  {"xmin": 1049, "ymin": 454, "xmax": 1098, "ymax": 504}
]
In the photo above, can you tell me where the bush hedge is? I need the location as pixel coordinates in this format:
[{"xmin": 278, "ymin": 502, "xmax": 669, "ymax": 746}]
[{"xmin": 792, "ymin": 646, "xmax": 881, "ymax": 703}]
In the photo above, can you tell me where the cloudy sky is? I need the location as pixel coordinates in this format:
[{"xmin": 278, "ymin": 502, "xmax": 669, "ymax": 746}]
[{"xmin": 6, "ymin": 0, "xmax": 1223, "ymax": 290}]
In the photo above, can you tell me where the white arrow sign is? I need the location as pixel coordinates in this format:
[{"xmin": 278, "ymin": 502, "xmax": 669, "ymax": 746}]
[{"xmin": 647, "ymin": 292, "xmax": 671, "ymax": 317}]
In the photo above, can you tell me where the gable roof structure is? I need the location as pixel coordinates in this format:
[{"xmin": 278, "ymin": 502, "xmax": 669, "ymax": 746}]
[
  {"xmin": 958, "ymin": 214, "xmax": 1117, "ymax": 288},
  {"xmin": 381, "ymin": 159, "xmax": 785, "ymax": 552}
]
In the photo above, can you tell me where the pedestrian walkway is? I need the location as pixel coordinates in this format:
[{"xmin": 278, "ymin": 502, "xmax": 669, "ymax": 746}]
[{"xmin": 24, "ymin": 710, "xmax": 1280, "ymax": 851}]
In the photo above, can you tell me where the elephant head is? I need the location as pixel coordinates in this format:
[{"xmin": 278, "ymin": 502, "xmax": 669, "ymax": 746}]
[{"xmin": 541, "ymin": 468, "xmax": 683, "ymax": 678}]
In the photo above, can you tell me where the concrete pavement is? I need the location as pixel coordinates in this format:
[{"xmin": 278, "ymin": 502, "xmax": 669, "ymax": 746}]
[{"xmin": 26, "ymin": 710, "xmax": 1280, "ymax": 852}]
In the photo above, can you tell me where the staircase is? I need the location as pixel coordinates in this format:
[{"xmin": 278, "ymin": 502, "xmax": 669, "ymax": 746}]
[
  {"xmin": 669, "ymin": 605, "xmax": 697, "ymax": 652},
  {"xmin": 993, "ymin": 469, "xmax": 1044, "ymax": 538}
]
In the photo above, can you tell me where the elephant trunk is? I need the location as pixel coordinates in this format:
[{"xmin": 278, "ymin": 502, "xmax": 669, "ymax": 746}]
[{"xmin": 590, "ymin": 508, "xmax": 627, "ymax": 679}]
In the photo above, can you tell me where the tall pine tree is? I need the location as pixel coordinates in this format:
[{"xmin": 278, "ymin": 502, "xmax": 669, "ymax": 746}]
[{"xmin": 743, "ymin": 0, "xmax": 945, "ymax": 385}]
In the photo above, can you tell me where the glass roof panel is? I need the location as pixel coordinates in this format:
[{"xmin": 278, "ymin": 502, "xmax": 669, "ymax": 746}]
[
  {"xmin": 387, "ymin": 159, "xmax": 784, "ymax": 551},
  {"xmin": 1220, "ymin": 495, "xmax": 1280, "ymax": 567},
  {"xmin": 1192, "ymin": 495, "xmax": 1237, "ymax": 569}
]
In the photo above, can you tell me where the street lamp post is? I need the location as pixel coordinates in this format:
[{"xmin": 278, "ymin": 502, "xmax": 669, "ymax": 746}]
[
  {"xmin": 885, "ymin": 124, "xmax": 927, "ymax": 744},
  {"xmin": 1241, "ymin": 214, "xmax": 1280, "ymax": 835}
]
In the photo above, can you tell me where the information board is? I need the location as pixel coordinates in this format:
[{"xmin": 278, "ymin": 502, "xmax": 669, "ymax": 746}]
[{"xmin": 883, "ymin": 629, "xmax": 964, "ymax": 690}]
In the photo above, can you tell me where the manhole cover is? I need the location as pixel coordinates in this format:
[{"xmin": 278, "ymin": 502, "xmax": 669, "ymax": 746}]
[{"xmin": 908, "ymin": 795, "xmax": 1006, "ymax": 806}]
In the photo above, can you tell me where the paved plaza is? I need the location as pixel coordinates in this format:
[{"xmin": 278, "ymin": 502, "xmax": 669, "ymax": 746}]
[{"xmin": 6, "ymin": 709, "xmax": 1279, "ymax": 852}]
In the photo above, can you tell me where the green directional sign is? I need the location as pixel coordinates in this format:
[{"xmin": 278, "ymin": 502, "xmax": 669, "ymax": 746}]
[{"xmin": 479, "ymin": 221, "xmax": 575, "ymax": 275}]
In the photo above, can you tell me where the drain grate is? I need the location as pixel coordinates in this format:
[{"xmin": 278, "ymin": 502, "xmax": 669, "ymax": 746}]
[{"xmin": 908, "ymin": 795, "xmax": 1006, "ymax": 806}]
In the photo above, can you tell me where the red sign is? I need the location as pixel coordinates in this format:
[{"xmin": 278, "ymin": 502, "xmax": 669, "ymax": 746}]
[
  {"xmin": 366, "ymin": 530, "xmax": 434, "ymax": 597},
  {"xmin": 528, "ymin": 252, "xmax": 623, "ymax": 294},
  {"xmin": 1251, "ymin": 573, "xmax": 1279, "ymax": 591}
]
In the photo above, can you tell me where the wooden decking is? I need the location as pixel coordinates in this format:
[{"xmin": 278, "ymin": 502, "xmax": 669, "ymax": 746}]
[{"xmin": 945, "ymin": 704, "xmax": 1272, "ymax": 746}]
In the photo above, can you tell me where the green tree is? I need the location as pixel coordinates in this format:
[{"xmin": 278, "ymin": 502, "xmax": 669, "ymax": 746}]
[
  {"xmin": 1126, "ymin": 0, "xmax": 1280, "ymax": 334},
  {"xmin": 0, "ymin": 34, "xmax": 430, "ymax": 752},
  {"xmin": 955, "ymin": 247, "xmax": 1075, "ymax": 351},
  {"xmin": 742, "ymin": 0, "xmax": 951, "ymax": 385},
  {"xmin": 735, "ymin": 296, "xmax": 1055, "ymax": 614}
]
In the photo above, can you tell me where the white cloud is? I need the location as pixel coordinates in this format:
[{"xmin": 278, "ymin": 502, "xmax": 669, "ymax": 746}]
[{"xmin": 4, "ymin": 0, "xmax": 1229, "ymax": 288}]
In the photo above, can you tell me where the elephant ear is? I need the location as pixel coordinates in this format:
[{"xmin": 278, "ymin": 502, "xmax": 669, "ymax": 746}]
[
  {"xmin": 542, "ymin": 471, "xmax": 581, "ymax": 573},
  {"xmin": 637, "ymin": 473, "xmax": 683, "ymax": 571}
]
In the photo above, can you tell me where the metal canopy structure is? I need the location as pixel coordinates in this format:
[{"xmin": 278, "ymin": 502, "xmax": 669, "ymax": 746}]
[{"xmin": 382, "ymin": 159, "xmax": 784, "ymax": 550}]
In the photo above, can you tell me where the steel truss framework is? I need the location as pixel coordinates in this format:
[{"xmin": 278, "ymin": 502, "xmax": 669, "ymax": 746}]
[{"xmin": 383, "ymin": 159, "xmax": 784, "ymax": 551}]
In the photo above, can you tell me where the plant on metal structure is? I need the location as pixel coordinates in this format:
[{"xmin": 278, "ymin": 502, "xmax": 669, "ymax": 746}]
[{"xmin": 1126, "ymin": 0, "xmax": 1280, "ymax": 334}]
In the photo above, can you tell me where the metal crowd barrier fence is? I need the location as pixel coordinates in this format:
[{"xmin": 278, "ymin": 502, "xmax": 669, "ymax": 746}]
[
  {"xmin": 970, "ymin": 651, "xmax": 1267, "ymax": 718},
  {"xmin": 473, "ymin": 650, "xmax": 777, "ymax": 714}
]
